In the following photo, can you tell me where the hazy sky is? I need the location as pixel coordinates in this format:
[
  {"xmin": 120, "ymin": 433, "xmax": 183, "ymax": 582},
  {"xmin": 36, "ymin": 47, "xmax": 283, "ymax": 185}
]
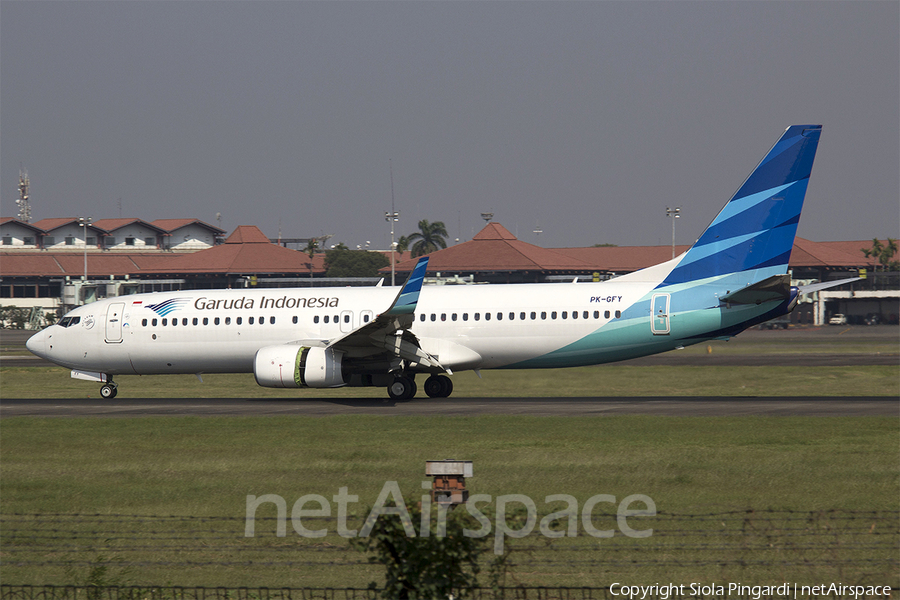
[{"xmin": 2, "ymin": 1, "xmax": 897, "ymax": 250}]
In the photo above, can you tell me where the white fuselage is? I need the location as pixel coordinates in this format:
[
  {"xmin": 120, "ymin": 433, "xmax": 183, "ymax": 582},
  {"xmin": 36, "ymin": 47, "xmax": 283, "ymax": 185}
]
[{"xmin": 28, "ymin": 269, "xmax": 696, "ymax": 377}]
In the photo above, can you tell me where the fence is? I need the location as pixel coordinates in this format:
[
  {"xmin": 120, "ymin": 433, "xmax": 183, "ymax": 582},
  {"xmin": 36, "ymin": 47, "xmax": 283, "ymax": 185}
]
[
  {"xmin": 1, "ymin": 587, "xmax": 898, "ymax": 600},
  {"xmin": 2, "ymin": 509, "xmax": 897, "ymax": 588}
]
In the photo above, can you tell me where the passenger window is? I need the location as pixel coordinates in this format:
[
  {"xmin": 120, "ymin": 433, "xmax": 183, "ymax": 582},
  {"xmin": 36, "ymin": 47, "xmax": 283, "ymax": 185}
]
[
  {"xmin": 363, "ymin": 314, "xmax": 371, "ymax": 323},
  {"xmin": 324, "ymin": 316, "xmax": 330, "ymax": 324},
  {"xmin": 271, "ymin": 316, "xmax": 276, "ymax": 325},
  {"xmin": 531, "ymin": 312, "xmax": 536, "ymax": 320},
  {"xmin": 152, "ymin": 318, "xmax": 158, "ymax": 326},
  {"xmin": 172, "ymin": 319, "xmax": 177, "ymax": 326},
  {"xmin": 452, "ymin": 313, "xmax": 457, "ymax": 321},
  {"xmin": 292, "ymin": 316, "xmax": 298, "ymax": 324},
  {"xmin": 343, "ymin": 315, "xmax": 349, "ymax": 323},
  {"xmin": 562, "ymin": 311, "xmax": 568, "ymax": 319},
  {"xmin": 249, "ymin": 317, "xmax": 255, "ymax": 325},
  {"xmin": 485, "ymin": 313, "xmax": 490, "ymax": 321},
  {"xmin": 225, "ymin": 317, "xmax": 231, "ymax": 325},
  {"xmin": 509, "ymin": 312, "xmax": 515, "ymax": 320},
  {"xmin": 474, "ymin": 313, "xmax": 480, "ymax": 321},
  {"xmin": 594, "ymin": 311, "xmax": 600, "ymax": 319},
  {"xmin": 605, "ymin": 311, "xmax": 610, "ymax": 318},
  {"xmin": 333, "ymin": 315, "xmax": 338, "ymax": 323},
  {"xmin": 203, "ymin": 317, "xmax": 209, "ymax": 326},
  {"xmin": 441, "ymin": 313, "xmax": 446, "ymax": 321},
  {"xmin": 572, "ymin": 311, "xmax": 578, "ymax": 320},
  {"xmin": 520, "ymin": 312, "xmax": 526, "ymax": 320},
  {"xmin": 214, "ymin": 317, "xmax": 220, "ymax": 325},
  {"xmin": 463, "ymin": 313, "xmax": 469, "ymax": 321},
  {"xmin": 551, "ymin": 312, "xmax": 557, "ymax": 319},
  {"xmin": 615, "ymin": 310, "xmax": 622, "ymax": 318},
  {"xmin": 162, "ymin": 318, "xmax": 168, "ymax": 326},
  {"xmin": 236, "ymin": 317, "xmax": 242, "ymax": 325},
  {"xmin": 142, "ymin": 319, "xmax": 148, "ymax": 326},
  {"xmin": 192, "ymin": 318, "xmax": 198, "ymax": 326},
  {"xmin": 431, "ymin": 314, "xmax": 437, "ymax": 322},
  {"xmin": 314, "ymin": 316, "xmax": 319, "ymax": 323},
  {"xmin": 182, "ymin": 318, "xmax": 188, "ymax": 326},
  {"xmin": 583, "ymin": 311, "xmax": 589, "ymax": 319},
  {"xmin": 497, "ymin": 313, "xmax": 502, "ymax": 321},
  {"xmin": 541, "ymin": 312, "xmax": 547, "ymax": 320}
]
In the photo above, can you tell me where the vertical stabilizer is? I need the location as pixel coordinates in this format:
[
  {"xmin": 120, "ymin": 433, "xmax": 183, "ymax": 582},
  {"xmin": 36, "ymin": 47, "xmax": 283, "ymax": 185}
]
[{"xmin": 661, "ymin": 125, "xmax": 822, "ymax": 286}]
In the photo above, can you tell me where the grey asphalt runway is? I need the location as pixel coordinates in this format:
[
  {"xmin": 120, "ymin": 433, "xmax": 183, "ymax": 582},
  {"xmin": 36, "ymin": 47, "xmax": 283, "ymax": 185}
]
[{"xmin": 1, "ymin": 396, "xmax": 896, "ymax": 417}]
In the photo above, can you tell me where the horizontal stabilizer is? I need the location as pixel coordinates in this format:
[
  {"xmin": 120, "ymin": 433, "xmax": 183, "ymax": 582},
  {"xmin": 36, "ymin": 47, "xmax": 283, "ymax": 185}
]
[
  {"xmin": 797, "ymin": 277, "xmax": 862, "ymax": 295},
  {"xmin": 720, "ymin": 274, "xmax": 791, "ymax": 305}
]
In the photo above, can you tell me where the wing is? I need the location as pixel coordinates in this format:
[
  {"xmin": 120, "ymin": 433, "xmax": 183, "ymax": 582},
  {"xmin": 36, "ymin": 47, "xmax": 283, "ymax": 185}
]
[{"xmin": 325, "ymin": 256, "xmax": 447, "ymax": 372}]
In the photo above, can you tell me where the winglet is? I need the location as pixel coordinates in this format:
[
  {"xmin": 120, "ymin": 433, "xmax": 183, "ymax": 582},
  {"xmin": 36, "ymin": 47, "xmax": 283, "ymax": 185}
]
[{"xmin": 383, "ymin": 257, "xmax": 429, "ymax": 316}]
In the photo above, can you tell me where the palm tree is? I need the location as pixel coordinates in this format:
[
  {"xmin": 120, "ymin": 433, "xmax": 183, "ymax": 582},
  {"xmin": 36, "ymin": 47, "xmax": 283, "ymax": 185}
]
[
  {"xmin": 303, "ymin": 238, "xmax": 319, "ymax": 282},
  {"xmin": 407, "ymin": 220, "xmax": 448, "ymax": 258}
]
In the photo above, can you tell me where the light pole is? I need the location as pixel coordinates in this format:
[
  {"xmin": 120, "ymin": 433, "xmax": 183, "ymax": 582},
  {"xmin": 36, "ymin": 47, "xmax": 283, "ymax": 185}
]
[
  {"xmin": 385, "ymin": 210, "xmax": 399, "ymax": 286},
  {"xmin": 78, "ymin": 216, "xmax": 92, "ymax": 304},
  {"xmin": 386, "ymin": 160, "xmax": 400, "ymax": 286},
  {"xmin": 665, "ymin": 206, "xmax": 680, "ymax": 259}
]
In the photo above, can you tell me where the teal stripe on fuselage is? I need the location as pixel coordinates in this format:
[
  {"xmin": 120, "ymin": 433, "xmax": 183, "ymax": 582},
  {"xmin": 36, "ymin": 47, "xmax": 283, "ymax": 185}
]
[{"xmin": 504, "ymin": 294, "xmax": 781, "ymax": 369}]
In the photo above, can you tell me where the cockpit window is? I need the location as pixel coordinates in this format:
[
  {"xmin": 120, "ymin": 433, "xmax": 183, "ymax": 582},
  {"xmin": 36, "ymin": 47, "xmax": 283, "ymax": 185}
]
[{"xmin": 58, "ymin": 316, "xmax": 81, "ymax": 328}]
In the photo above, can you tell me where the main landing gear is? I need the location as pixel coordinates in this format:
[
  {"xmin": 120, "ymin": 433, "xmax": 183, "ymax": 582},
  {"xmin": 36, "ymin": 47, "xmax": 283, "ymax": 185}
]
[
  {"xmin": 387, "ymin": 374, "xmax": 453, "ymax": 400},
  {"xmin": 99, "ymin": 378, "xmax": 118, "ymax": 399}
]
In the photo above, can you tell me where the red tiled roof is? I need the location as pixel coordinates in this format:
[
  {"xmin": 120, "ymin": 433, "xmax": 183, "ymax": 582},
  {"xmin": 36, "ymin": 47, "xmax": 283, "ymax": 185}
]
[
  {"xmin": 0, "ymin": 252, "xmax": 160, "ymax": 277},
  {"xmin": 1, "ymin": 217, "xmax": 46, "ymax": 233},
  {"xmin": 31, "ymin": 218, "xmax": 84, "ymax": 232},
  {"xmin": 91, "ymin": 218, "xmax": 168, "ymax": 234},
  {"xmin": 140, "ymin": 226, "xmax": 324, "ymax": 274},
  {"xmin": 388, "ymin": 223, "xmax": 595, "ymax": 273},
  {"xmin": 224, "ymin": 225, "xmax": 272, "ymax": 244},
  {"xmin": 151, "ymin": 219, "xmax": 226, "ymax": 234}
]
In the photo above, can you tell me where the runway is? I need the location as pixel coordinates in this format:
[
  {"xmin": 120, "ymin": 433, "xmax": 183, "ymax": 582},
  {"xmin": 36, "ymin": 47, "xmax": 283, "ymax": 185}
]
[{"xmin": 1, "ymin": 396, "xmax": 896, "ymax": 417}]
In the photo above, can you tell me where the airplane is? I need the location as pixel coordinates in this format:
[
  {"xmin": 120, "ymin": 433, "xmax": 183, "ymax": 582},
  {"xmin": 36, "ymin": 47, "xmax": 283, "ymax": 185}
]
[{"xmin": 26, "ymin": 124, "xmax": 850, "ymax": 400}]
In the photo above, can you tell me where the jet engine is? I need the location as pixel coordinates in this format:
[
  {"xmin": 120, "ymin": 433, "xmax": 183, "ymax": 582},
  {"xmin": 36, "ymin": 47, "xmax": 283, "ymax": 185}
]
[{"xmin": 254, "ymin": 345, "xmax": 346, "ymax": 388}]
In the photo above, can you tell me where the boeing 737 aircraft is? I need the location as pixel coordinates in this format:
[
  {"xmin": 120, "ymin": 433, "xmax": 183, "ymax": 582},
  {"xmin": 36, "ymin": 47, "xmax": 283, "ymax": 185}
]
[{"xmin": 27, "ymin": 125, "xmax": 844, "ymax": 400}]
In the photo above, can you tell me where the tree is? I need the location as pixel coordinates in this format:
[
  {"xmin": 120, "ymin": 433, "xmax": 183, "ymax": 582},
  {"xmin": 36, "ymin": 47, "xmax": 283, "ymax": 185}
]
[
  {"xmin": 324, "ymin": 248, "xmax": 390, "ymax": 278},
  {"xmin": 303, "ymin": 238, "xmax": 319, "ymax": 280},
  {"xmin": 407, "ymin": 220, "xmax": 449, "ymax": 258},
  {"xmin": 861, "ymin": 238, "xmax": 900, "ymax": 272},
  {"xmin": 395, "ymin": 235, "xmax": 410, "ymax": 253},
  {"xmin": 351, "ymin": 500, "xmax": 490, "ymax": 600}
]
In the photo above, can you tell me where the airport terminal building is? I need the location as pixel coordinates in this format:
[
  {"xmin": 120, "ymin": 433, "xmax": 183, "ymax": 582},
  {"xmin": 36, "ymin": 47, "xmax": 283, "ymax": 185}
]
[{"xmin": 2, "ymin": 217, "xmax": 897, "ymax": 327}]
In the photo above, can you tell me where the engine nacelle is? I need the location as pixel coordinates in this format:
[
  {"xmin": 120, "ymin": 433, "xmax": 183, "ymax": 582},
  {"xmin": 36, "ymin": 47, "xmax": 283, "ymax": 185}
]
[{"xmin": 254, "ymin": 345, "xmax": 347, "ymax": 388}]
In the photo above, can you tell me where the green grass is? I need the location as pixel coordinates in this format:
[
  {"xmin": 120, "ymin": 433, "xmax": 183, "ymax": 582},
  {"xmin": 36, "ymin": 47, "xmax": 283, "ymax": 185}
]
[
  {"xmin": 1, "ymin": 364, "xmax": 898, "ymax": 398},
  {"xmin": 2, "ymin": 416, "xmax": 897, "ymax": 587}
]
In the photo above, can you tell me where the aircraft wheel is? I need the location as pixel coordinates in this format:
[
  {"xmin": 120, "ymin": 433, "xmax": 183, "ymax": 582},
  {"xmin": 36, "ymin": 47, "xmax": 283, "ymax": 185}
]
[
  {"xmin": 100, "ymin": 384, "xmax": 117, "ymax": 399},
  {"xmin": 388, "ymin": 376, "xmax": 416, "ymax": 400},
  {"xmin": 438, "ymin": 375, "xmax": 453, "ymax": 398},
  {"xmin": 425, "ymin": 375, "xmax": 453, "ymax": 398}
]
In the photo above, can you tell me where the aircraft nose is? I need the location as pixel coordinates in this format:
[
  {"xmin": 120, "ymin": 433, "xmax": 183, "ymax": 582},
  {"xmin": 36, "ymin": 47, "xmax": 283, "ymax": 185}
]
[{"xmin": 25, "ymin": 330, "xmax": 46, "ymax": 358}]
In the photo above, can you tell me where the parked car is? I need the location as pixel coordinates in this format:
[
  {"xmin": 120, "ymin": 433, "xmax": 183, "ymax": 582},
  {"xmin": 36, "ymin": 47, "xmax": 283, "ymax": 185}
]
[
  {"xmin": 759, "ymin": 317, "xmax": 791, "ymax": 330},
  {"xmin": 865, "ymin": 313, "xmax": 881, "ymax": 326},
  {"xmin": 828, "ymin": 314, "xmax": 848, "ymax": 325}
]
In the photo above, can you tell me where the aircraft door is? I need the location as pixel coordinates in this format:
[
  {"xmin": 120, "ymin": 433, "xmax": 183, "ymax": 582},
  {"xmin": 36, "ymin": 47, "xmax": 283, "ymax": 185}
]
[
  {"xmin": 651, "ymin": 294, "xmax": 670, "ymax": 335},
  {"xmin": 340, "ymin": 310, "xmax": 354, "ymax": 333},
  {"xmin": 106, "ymin": 302, "xmax": 125, "ymax": 343}
]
